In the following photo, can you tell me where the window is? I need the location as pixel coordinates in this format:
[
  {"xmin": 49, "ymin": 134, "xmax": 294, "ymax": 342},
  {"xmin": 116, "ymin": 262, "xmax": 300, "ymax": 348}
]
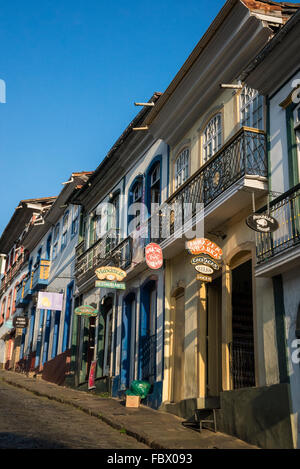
[
  {"xmin": 11, "ymin": 285, "xmax": 17, "ymax": 316},
  {"xmin": 202, "ymin": 114, "xmax": 222, "ymax": 163},
  {"xmin": 132, "ymin": 181, "xmax": 142, "ymax": 203},
  {"xmin": 240, "ymin": 86, "xmax": 264, "ymax": 130},
  {"xmin": 0, "ymin": 298, "xmax": 6, "ymax": 324},
  {"xmin": 71, "ymin": 207, "xmax": 79, "ymax": 237},
  {"xmin": 89, "ymin": 213, "xmax": 97, "ymax": 247},
  {"xmin": 52, "ymin": 224, "xmax": 60, "ymax": 259},
  {"xmin": 6, "ymin": 291, "xmax": 12, "ymax": 320},
  {"xmin": 61, "ymin": 211, "xmax": 69, "ymax": 250},
  {"xmin": 150, "ymin": 163, "xmax": 161, "ymax": 205},
  {"xmin": 175, "ymin": 149, "xmax": 189, "ymax": 190},
  {"xmin": 294, "ymin": 104, "xmax": 300, "ymax": 178},
  {"xmin": 129, "ymin": 179, "xmax": 143, "ymax": 232}
]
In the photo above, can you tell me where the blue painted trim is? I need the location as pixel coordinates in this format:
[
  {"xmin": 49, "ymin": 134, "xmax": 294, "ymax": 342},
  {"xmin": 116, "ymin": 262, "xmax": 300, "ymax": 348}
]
[
  {"xmin": 143, "ymin": 380, "xmax": 163, "ymax": 409},
  {"xmin": 120, "ymin": 292, "xmax": 136, "ymax": 389},
  {"xmin": 62, "ymin": 281, "xmax": 74, "ymax": 352},
  {"xmin": 139, "ymin": 279, "xmax": 157, "ymax": 381},
  {"xmin": 28, "ymin": 307, "xmax": 36, "ymax": 351},
  {"xmin": 35, "ymin": 309, "xmax": 45, "ymax": 368},
  {"xmin": 51, "ymin": 310, "xmax": 61, "ymax": 359},
  {"xmin": 145, "ymin": 154, "xmax": 162, "ymax": 215},
  {"xmin": 46, "ymin": 234, "xmax": 52, "ymax": 261},
  {"xmin": 127, "ymin": 175, "xmax": 144, "ymax": 236},
  {"xmin": 42, "ymin": 310, "xmax": 51, "ymax": 365}
]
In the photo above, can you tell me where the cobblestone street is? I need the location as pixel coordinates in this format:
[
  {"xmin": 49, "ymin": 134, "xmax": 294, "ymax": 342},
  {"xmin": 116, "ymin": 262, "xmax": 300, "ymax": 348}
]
[{"xmin": 0, "ymin": 381, "xmax": 148, "ymax": 449}]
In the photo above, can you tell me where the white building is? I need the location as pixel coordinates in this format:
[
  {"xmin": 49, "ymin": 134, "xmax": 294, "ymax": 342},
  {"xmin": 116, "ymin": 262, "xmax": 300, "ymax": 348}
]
[{"xmin": 244, "ymin": 7, "xmax": 300, "ymax": 448}]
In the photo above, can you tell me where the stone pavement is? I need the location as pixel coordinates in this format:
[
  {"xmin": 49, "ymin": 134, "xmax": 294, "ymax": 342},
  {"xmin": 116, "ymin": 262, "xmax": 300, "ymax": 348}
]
[{"xmin": 0, "ymin": 370, "xmax": 258, "ymax": 449}]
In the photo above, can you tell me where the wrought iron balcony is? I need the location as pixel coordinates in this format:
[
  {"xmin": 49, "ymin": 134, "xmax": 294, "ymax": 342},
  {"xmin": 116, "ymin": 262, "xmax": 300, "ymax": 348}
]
[
  {"xmin": 158, "ymin": 126, "xmax": 267, "ymax": 242},
  {"xmin": 0, "ymin": 251, "xmax": 29, "ymax": 297},
  {"xmin": 31, "ymin": 259, "xmax": 51, "ymax": 291},
  {"xmin": 15, "ymin": 279, "xmax": 29, "ymax": 308},
  {"xmin": 75, "ymin": 229, "xmax": 132, "ymax": 286},
  {"xmin": 256, "ymin": 183, "xmax": 300, "ymax": 267},
  {"xmin": 23, "ymin": 271, "xmax": 34, "ymax": 300}
]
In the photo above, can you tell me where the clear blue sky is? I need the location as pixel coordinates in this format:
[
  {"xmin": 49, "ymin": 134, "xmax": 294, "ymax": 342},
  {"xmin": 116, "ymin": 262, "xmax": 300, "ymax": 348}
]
[{"xmin": 0, "ymin": 0, "xmax": 225, "ymax": 234}]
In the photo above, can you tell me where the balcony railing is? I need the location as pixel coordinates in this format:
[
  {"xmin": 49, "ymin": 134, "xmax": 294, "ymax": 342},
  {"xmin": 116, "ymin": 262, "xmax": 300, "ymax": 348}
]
[
  {"xmin": 75, "ymin": 229, "xmax": 132, "ymax": 284},
  {"xmin": 256, "ymin": 183, "xmax": 300, "ymax": 264},
  {"xmin": 23, "ymin": 271, "xmax": 34, "ymax": 300},
  {"xmin": 15, "ymin": 279, "xmax": 29, "ymax": 308},
  {"xmin": 0, "ymin": 251, "xmax": 29, "ymax": 296},
  {"xmin": 32, "ymin": 259, "xmax": 51, "ymax": 291},
  {"xmin": 75, "ymin": 127, "xmax": 267, "ymax": 282}
]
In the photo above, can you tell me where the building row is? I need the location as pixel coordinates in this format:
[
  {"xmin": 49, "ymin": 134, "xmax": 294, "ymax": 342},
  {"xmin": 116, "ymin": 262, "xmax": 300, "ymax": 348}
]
[{"xmin": 0, "ymin": 0, "xmax": 300, "ymax": 449}]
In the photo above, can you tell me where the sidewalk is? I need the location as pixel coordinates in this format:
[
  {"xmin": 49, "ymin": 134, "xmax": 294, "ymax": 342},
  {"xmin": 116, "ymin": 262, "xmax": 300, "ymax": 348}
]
[{"xmin": 0, "ymin": 370, "xmax": 257, "ymax": 449}]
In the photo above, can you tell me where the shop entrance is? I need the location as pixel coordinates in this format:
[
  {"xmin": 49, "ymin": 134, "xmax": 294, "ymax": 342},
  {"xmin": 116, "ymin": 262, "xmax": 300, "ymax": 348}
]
[
  {"xmin": 206, "ymin": 276, "xmax": 222, "ymax": 397},
  {"xmin": 231, "ymin": 259, "xmax": 255, "ymax": 389},
  {"xmin": 172, "ymin": 289, "xmax": 185, "ymax": 402}
]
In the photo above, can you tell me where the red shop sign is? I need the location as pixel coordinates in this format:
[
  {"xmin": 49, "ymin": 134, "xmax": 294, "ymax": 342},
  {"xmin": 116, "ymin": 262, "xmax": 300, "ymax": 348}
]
[{"xmin": 145, "ymin": 243, "xmax": 163, "ymax": 270}]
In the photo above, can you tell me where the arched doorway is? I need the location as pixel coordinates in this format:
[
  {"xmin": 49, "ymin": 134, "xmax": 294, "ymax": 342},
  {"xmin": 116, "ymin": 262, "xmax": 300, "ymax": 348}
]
[{"xmin": 230, "ymin": 254, "xmax": 256, "ymax": 389}]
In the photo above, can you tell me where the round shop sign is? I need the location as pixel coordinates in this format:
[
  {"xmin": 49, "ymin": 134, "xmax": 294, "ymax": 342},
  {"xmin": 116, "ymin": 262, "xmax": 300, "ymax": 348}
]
[
  {"xmin": 194, "ymin": 264, "xmax": 214, "ymax": 275},
  {"xmin": 145, "ymin": 243, "xmax": 163, "ymax": 270},
  {"xmin": 246, "ymin": 214, "xmax": 279, "ymax": 233}
]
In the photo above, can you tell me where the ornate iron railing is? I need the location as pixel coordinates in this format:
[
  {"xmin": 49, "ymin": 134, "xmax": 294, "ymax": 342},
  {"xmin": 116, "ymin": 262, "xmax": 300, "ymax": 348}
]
[
  {"xmin": 75, "ymin": 229, "xmax": 132, "ymax": 283},
  {"xmin": 256, "ymin": 183, "xmax": 300, "ymax": 263}
]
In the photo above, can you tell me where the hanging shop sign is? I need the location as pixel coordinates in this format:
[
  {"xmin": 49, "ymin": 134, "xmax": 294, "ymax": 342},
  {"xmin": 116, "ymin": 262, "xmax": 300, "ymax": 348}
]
[
  {"xmin": 95, "ymin": 280, "xmax": 126, "ymax": 290},
  {"xmin": 74, "ymin": 305, "xmax": 99, "ymax": 316},
  {"xmin": 186, "ymin": 238, "xmax": 223, "ymax": 260},
  {"xmin": 37, "ymin": 292, "xmax": 64, "ymax": 311},
  {"xmin": 88, "ymin": 360, "xmax": 97, "ymax": 390},
  {"xmin": 190, "ymin": 256, "xmax": 220, "ymax": 271},
  {"xmin": 246, "ymin": 213, "xmax": 279, "ymax": 233},
  {"xmin": 13, "ymin": 316, "xmax": 28, "ymax": 329},
  {"xmin": 145, "ymin": 243, "xmax": 163, "ymax": 270},
  {"xmin": 194, "ymin": 265, "xmax": 214, "ymax": 275},
  {"xmin": 196, "ymin": 274, "xmax": 213, "ymax": 283},
  {"xmin": 95, "ymin": 266, "xmax": 127, "ymax": 282}
]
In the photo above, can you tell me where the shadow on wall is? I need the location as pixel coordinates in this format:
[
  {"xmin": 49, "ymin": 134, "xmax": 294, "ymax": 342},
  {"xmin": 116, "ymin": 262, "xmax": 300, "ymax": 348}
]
[{"xmin": 42, "ymin": 349, "xmax": 71, "ymax": 386}]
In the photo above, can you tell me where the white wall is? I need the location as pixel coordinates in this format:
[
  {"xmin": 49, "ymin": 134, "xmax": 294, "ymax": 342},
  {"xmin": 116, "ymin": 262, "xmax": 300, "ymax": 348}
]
[
  {"xmin": 269, "ymin": 71, "xmax": 300, "ymax": 194},
  {"xmin": 282, "ymin": 267, "xmax": 300, "ymax": 448}
]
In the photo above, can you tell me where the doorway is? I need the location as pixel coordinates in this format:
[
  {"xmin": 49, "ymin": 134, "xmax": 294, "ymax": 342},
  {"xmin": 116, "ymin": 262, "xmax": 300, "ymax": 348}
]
[
  {"xmin": 172, "ymin": 290, "xmax": 185, "ymax": 402},
  {"xmin": 206, "ymin": 276, "xmax": 222, "ymax": 397},
  {"xmin": 231, "ymin": 259, "xmax": 255, "ymax": 389}
]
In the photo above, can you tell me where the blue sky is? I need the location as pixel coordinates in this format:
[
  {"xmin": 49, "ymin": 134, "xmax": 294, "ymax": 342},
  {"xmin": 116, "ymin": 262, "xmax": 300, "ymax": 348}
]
[{"xmin": 0, "ymin": 0, "xmax": 225, "ymax": 234}]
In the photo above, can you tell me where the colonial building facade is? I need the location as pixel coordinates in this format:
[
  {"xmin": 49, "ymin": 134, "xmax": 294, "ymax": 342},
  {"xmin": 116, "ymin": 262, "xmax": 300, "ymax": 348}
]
[
  {"xmin": 0, "ymin": 0, "xmax": 299, "ymax": 451},
  {"xmin": 243, "ymin": 7, "xmax": 300, "ymax": 448}
]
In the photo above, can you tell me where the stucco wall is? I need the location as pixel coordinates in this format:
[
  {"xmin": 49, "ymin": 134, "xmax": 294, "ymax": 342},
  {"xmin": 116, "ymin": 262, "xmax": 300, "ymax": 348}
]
[{"xmin": 282, "ymin": 266, "xmax": 300, "ymax": 448}]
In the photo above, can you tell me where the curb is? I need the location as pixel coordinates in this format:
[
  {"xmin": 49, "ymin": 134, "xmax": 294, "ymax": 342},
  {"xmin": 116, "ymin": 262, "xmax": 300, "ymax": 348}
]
[{"xmin": 0, "ymin": 375, "xmax": 166, "ymax": 449}]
